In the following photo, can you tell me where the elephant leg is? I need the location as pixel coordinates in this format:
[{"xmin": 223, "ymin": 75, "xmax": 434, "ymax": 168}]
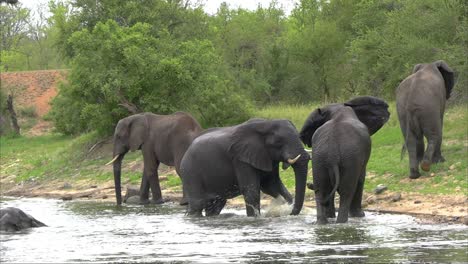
[
  {"xmin": 432, "ymin": 132, "xmax": 445, "ymax": 163},
  {"xmin": 187, "ymin": 198, "xmax": 204, "ymax": 217},
  {"xmin": 142, "ymin": 153, "xmax": 164, "ymax": 204},
  {"xmin": 336, "ymin": 193, "xmax": 352, "ymax": 224},
  {"xmin": 349, "ymin": 173, "xmax": 365, "ymax": 218},
  {"xmin": 149, "ymin": 161, "xmax": 164, "ymax": 204},
  {"xmin": 139, "ymin": 176, "xmax": 151, "ymax": 205},
  {"xmin": 243, "ymin": 183, "xmax": 261, "ymax": 217},
  {"xmin": 179, "ymin": 189, "xmax": 188, "ymax": 206},
  {"xmin": 421, "ymin": 114, "xmax": 442, "ymax": 172},
  {"xmin": 325, "ymin": 193, "xmax": 336, "ymax": 218},
  {"xmin": 407, "ymin": 132, "xmax": 422, "ymax": 179},
  {"xmin": 205, "ymin": 197, "xmax": 227, "ymax": 217},
  {"xmin": 416, "ymin": 137, "xmax": 424, "ymax": 163},
  {"xmin": 314, "ymin": 165, "xmax": 331, "ymax": 224},
  {"xmin": 433, "ymin": 114, "xmax": 445, "ymax": 163},
  {"xmin": 336, "ymin": 168, "xmax": 361, "ymax": 223},
  {"xmin": 235, "ymin": 166, "xmax": 260, "ymax": 216},
  {"xmin": 174, "ymin": 166, "xmax": 188, "ymax": 206},
  {"xmin": 260, "ymin": 169, "xmax": 293, "ymax": 204}
]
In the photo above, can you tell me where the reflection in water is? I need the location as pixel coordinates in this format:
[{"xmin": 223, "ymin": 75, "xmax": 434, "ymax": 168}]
[{"xmin": 0, "ymin": 197, "xmax": 467, "ymax": 263}]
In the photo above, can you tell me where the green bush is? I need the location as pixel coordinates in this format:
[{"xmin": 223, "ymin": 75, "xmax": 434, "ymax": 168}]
[
  {"xmin": 18, "ymin": 106, "xmax": 37, "ymax": 118},
  {"xmin": 50, "ymin": 21, "xmax": 252, "ymax": 135}
]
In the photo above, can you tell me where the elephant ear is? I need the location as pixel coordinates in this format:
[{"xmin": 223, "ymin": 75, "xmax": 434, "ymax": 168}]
[
  {"xmin": 434, "ymin": 60, "xmax": 455, "ymax": 99},
  {"xmin": 344, "ymin": 96, "xmax": 390, "ymax": 136},
  {"xmin": 228, "ymin": 121, "xmax": 272, "ymax": 172},
  {"xmin": 299, "ymin": 108, "xmax": 326, "ymax": 147},
  {"xmin": 412, "ymin": 63, "xmax": 423, "ymax": 73},
  {"xmin": 128, "ymin": 114, "xmax": 148, "ymax": 151}
]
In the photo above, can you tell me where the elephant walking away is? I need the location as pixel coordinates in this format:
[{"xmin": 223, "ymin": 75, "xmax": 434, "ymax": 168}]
[
  {"xmin": 300, "ymin": 96, "xmax": 389, "ymax": 224},
  {"xmin": 106, "ymin": 112, "xmax": 202, "ymax": 205},
  {"xmin": 0, "ymin": 207, "xmax": 46, "ymax": 232},
  {"xmin": 180, "ymin": 119, "xmax": 309, "ymax": 217},
  {"xmin": 396, "ymin": 60, "xmax": 455, "ymax": 179}
]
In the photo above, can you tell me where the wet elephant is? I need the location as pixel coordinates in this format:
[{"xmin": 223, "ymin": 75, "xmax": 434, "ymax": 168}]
[
  {"xmin": 106, "ymin": 112, "xmax": 202, "ymax": 205},
  {"xmin": 180, "ymin": 118, "xmax": 309, "ymax": 217},
  {"xmin": 300, "ymin": 96, "xmax": 390, "ymax": 224},
  {"xmin": 0, "ymin": 207, "xmax": 46, "ymax": 232}
]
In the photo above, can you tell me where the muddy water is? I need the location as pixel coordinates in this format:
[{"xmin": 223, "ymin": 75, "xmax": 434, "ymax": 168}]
[{"xmin": 1, "ymin": 197, "xmax": 467, "ymax": 263}]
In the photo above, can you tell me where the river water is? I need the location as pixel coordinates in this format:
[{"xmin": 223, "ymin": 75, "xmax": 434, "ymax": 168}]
[{"xmin": 0, "ymin": 197, "xmax": 467, "ymax": 263}]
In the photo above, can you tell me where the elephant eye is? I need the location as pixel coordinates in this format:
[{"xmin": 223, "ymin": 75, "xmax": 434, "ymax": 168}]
[{"xmin": 266, "ymin": 135, "xmax": 283, "ymax": 147}]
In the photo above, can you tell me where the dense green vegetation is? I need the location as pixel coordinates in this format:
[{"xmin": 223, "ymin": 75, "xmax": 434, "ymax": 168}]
[
  {"xmin": 0, "ymin": 104, "xmax": 466, "ymax": 195},
  {"xmin": 0, "ymin": 1, "xmax": 466, "ymax": 196},
  {"xmin": 1, "ymin": 0, "xmax": 466, "ymax": 135}
]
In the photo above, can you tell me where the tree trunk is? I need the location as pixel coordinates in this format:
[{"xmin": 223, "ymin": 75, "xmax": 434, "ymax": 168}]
[{"xmin": 6, "ymin": 95, "xmax": 20, "ymax": 136}]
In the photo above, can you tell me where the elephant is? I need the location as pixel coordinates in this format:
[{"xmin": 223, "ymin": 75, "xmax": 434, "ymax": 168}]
[
  {"xmin": 300, "ymin": 96, "xmax": 389, "ymax": 224},
  {"xmin": 106, "ymin": 112, "xmax": 202, "ymax": 205},
  {"xmin": 180, "ymin": 118, "xmax": 309, "ymax": 217},
  {"xmin": 0, "ymin": 207, "xmax": 46, "ymax": 232},
  {"xmin": 396, "ymin": 60, "xmax": 455, "ymax": 179}
]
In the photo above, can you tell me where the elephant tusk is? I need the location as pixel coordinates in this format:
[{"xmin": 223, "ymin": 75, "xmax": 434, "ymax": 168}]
[
  {"xmin": 105, "ymin": 155, "xmax": 119, "ymax": 166},
  {"xmin": 287, "ymin": 154, "xmax": 301, "ymax": 165}
]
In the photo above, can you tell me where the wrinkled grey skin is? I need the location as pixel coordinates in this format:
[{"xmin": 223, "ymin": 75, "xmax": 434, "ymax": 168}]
[
  {"xmin": 180, "ymin": 119, "xmax": 309, "ymax": 217},
  {"xmin": 300, "ymin": 96, "xmax": 389, "ymax": 224},
  {"xmin": 110, "ymin": 112, "xmax": 202, "ymax": 205},
  {"xmin": 396, "ymin": 60, "xmax": 455, "ymax": 179},
  {"xmin": 0, "ymin": 207, "xmax": 46, "ymax": 232}
]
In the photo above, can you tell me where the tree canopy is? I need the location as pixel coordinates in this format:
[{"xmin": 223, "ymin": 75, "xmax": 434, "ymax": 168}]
[{"xmin": 1, "ymin": 0, "xmax": 466, "ymax": 135}]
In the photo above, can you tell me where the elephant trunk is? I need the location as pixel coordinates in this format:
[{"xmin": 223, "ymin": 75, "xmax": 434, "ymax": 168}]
[
  {"xmin": 290, "ymin": 153, "xmax": 309, "ymax": 215},
  {"xmin": 113, "ymin": 153, "xmax": 125, "ymax": 205}
]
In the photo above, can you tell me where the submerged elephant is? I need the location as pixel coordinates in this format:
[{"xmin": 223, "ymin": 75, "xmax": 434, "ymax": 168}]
[
  {"xmin": 106, "ymin": 112, "xmax": 202, "ymax": 205},
  {"xmin": 0, "ymin": 207, "xmax": 46, "ymax": 232},
  {"xmin": 180, "ymin": 118, "xmax": 309, "ymax": 217},
  {"xmin": 396, "ymin": 60, "xmax": 455, "ymax": 179},
  {"xmin": 300, "ymin": 96, "xmax": 389, "ymax": 224}
]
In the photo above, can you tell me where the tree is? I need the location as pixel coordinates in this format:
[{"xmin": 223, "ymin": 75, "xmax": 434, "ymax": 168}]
[{"xmin": 49, "ymin": 20, "xmax": 252, "ymax": 135}]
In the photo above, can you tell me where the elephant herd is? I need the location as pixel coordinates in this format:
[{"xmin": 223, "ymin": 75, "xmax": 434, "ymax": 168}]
[
  {"xmin": 104, "ymin": 60, "xmax": 455, "ymax": 225},
  {"xmin": 1, "ymin": 60, "xmax": 454, "ymax": 232}
]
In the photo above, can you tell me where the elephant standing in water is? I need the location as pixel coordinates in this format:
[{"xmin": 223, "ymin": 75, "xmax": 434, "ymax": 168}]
[
  {"xmin": 300, "ymin": 96, "xmax": 389, "ymax": 224},
  {"xmin": 0, "ymin": 207, "xmax": 46, "ymax": 232},
  {"xmin": 180, "ymin": 119, "xmax": 309, "ymax": 217},
  {"xmin": 106, "ymin": 112, "xmax": 202, "ymax": 205},
  {"xmin": 396, "ymin": 60, "xmax": 455, "ymax": 179}
]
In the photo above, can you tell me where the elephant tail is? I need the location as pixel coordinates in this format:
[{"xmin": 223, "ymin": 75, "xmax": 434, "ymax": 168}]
[
  {"xmin": 400, "ymin": 116, "xmax": 411, "ymax": 161},
  {"xmin": 321, "ymin": 165, "xmax": 339, "ymax": 206}
]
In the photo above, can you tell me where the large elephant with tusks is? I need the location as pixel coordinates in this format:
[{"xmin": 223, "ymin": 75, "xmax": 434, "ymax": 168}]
[
  {"xmin": 180, "ymin": 119, "xmax": 309, "ymax": 217},
  {"xmin": 107, "ymin": 112, "xmax": 202, "ymax": 205}
]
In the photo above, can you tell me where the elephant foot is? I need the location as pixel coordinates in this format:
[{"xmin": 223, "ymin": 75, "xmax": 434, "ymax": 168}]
[
  {"xmin": 179, "ymin": 198, "xmax": 188, "ymax": 206},
  {"xmin": 150, "ymin": 198, "xmax": 166, "ymax": 205},
  {"xmin": 433, "ymin": 155, "xmax": 445, "ymax": 163},
  {"xmin": 325, "ymin": 208, "xmax": 336, "ymax": 218},
  {"xmin": 139, "ymin": 199, "xmax": 151, "ymax": 205},
  {"xmin": 336, "ymin": 215, "xmax": 349, "ymax": 224},
  {"xmin": 420, "ymin": 160, "xmax": 431, "ymax": 172},
  {"xmin": 316, "ymin": 217, "xmax": 328, "ymax": 225},
  {"xmin": 409, "ymin": 169, "xmax": 421, "ymax": 179},
  {"xmin": 350, "ymin": 210, "xmax": 365, "ymax": 218},
  {"xmin": 306, "ymin": 182, "xmax": 314, "ymax": 190}
]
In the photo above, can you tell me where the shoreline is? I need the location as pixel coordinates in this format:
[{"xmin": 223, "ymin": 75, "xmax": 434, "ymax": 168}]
[{"xmin": 2, "ymin": 179, "xmax": 466, "ymax": 225}]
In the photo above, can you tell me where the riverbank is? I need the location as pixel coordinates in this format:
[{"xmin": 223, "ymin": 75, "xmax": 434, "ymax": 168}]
[{"xmin": 1, "ymin": 175, "xmax": 466, "ymax": 225}]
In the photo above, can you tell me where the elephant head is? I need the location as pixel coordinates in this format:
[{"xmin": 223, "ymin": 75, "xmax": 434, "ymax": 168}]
[
  {"xmin": 412, "ymin": 60, "xmax": 455, "ymax": 99},
  {"xmin": 300, "ymin": 96, "xmax": 390, "ymax": 147},
  {"xmin": 107, "ymin": 113, "xmax": 149, "ymax": 205},
  {"xmin": 344, "ymin": 96, "xmax": 390, "ymax": 135},
  {"xmin": 229, "ymin": 119, "xmax": 309, "ymax": 215}
]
